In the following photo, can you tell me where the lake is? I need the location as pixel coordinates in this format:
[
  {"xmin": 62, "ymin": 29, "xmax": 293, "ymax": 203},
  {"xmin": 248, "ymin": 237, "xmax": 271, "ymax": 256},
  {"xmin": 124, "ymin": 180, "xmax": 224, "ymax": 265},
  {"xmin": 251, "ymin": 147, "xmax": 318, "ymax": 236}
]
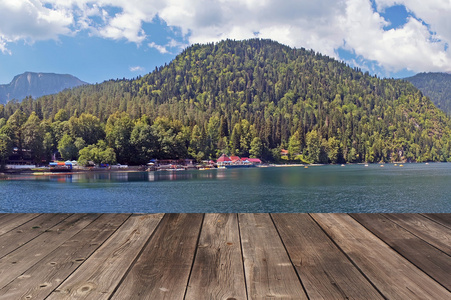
[{"xmin": 1, "ymin": 163, "xmax": 450, "ymax": 213}]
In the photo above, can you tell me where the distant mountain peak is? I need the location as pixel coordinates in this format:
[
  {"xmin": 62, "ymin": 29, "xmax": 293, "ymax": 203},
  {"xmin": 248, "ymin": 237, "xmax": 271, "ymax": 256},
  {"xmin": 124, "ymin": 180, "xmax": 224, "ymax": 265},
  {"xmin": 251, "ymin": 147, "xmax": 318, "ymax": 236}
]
[
  {"xmin": 405, "ymin": 72, "xmax": 451, "ymax": 114},
  {"xmin": 0, "ymin": 72, "xmax": 87, "ymax": 104}
]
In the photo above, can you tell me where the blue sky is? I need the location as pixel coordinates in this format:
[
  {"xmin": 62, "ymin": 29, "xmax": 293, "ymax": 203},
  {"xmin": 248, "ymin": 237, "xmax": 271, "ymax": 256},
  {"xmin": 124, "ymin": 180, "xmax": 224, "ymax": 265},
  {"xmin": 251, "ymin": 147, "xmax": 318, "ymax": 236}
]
[{"xmin": 1, "ymin": 0, "xmax": 450, "ymax": 85}]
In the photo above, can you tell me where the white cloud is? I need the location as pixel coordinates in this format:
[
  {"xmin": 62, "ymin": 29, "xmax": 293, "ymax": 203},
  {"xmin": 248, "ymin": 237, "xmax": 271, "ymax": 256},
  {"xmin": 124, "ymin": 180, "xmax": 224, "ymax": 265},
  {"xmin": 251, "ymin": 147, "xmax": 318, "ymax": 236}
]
[
  {"xmin": 1, "ymin": 0, "xmax": 451, "ymax": 74},
  {"xmin": 148, "ymin": 42, "xmax": 169, "ymax": 54},
  {"xmin": 340, "ymin": 0, "xmax": 451, "ymax": 73},
  {"xmin": 129, "ymin": 66, "xmax": 144, "ymax": 72},
  {"xmin": 149, "ymin": 39, "xmax": 189, "ymax": 55},
  {"xmin": 0, "ymin": 0, "xmax": 73, "ymax": 53}
]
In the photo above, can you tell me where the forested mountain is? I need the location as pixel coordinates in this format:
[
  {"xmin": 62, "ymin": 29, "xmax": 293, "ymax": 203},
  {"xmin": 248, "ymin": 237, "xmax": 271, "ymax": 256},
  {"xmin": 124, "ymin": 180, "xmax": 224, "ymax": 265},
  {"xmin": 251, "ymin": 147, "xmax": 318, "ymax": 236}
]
[
  {"xmin": 0, "ymin": 72, "xmax": 86, "ymax": 104},
  {"xmin": 1, "ymin": 39, "xmax": 451, "ymax": 167},
  {"xmin": 405, "ymin": 72, "xmax": 451, "ymax": 115}
]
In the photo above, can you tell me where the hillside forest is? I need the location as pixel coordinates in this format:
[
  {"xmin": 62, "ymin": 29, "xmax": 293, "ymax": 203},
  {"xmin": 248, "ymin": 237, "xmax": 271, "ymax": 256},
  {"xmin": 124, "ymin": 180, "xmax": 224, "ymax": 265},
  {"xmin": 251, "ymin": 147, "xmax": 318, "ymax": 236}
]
[
  {"xmin": 406, "ymin": 72, "xmax": 451, "ymax": 115},
  {"xmin": 1, "ymin": 39, "xmax": 451, "ymax": 168}
]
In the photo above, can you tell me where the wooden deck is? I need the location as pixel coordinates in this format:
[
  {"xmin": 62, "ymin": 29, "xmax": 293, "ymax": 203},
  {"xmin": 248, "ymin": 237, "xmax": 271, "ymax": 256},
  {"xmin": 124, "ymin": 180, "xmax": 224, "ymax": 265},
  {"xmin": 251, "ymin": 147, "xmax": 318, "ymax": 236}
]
[{"xmin": 0, "ymin": 213, "xmax": 449, "ymax": 299}]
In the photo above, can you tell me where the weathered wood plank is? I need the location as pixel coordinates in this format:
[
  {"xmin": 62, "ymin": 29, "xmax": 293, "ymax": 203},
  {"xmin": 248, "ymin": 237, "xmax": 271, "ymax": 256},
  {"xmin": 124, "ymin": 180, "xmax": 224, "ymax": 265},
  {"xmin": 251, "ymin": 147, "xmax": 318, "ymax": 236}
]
[
  {"xmin": 0, "ymin": 213, "xmax": 40, "ymax": 236},
  {"xmin": 0, "ymin": 214, "xmax": 71, "ymax": 259},
  {"xmin": 0, "ymin": 214, "xmax": 130, "ymax": 300},
  {"xmin": 185, "ymin": 213, "xmax": 246, "ymax": 300},
  {"xmin": 239, "ymin": 213, "xmax": 307, "ymax": 299},
  {"xmin": 381, "ymin": 213, "xmax": 451, "ymax": 256},
  {"xmin": 0, "ymin": 214, "xmax": 99, "ymax": 290},
  {"xmin": 423, "ymin": 213, "xmax": 451, "ymax": 229},
  {"xmin": 272, "ymin": 213, "xmax": 383, "ymax": 299},
  {"xmin": 111, "ymin": 213, "xmax": 203, "ymax": 300},
  {"xmin": 351, "ymin": 213, "xmax": 451, "ymax": 291},
  {"xmin": 313, "ymin": 213, "xmax": 451, "ymax": 299},
  {"xmin": 47, "ymin": 214, "xmax": 164, "ymax": 300}
]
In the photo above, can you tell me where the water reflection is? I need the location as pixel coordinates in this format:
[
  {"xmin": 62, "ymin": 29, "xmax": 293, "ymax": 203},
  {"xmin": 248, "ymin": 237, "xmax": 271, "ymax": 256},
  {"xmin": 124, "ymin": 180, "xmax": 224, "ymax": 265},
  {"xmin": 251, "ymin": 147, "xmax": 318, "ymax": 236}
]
[
  {"xmin": 1, "ymin": 164, "xmax": 450, "ymax": 213},
  {"xmin": 2, "ymin": 169, "xmax": 227, "ymax": 183}
]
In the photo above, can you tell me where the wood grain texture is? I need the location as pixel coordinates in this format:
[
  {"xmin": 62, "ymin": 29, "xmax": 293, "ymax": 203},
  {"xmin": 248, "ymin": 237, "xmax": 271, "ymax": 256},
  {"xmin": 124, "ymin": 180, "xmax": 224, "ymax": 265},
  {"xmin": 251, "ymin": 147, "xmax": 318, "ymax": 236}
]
[
  {"xmin": 0, "ymin": 214, "xmax": 130, "ymax": 300},
  {"xmin": 0, "ymin": 214, "xmax": 98, "ymax": 290},
  {"xmin": 111, "ymin": 213, "xmax": 203, "ymax": 300},
  {"xmin": 239, "ymin": 213, "xmax": 307, "ymax": 300},
  {"xmin": 382, "ymin": 213, "xmax": 451, "ymax": 255},
  {"xmin": 185, "ymin": 213, "xmax": 246, "ymax": 300},
  {"xmin": 313, "ymin": 213, "xmax": 451, "ymax": 300},
  {"xmin": 272, "ymin": 213, "xmax": 383, "ymax": 299},
  {"xmin": 0, "ymin": 213, "xmax": 40, "ymax": 236},
  {"xmin": 423, "ymin": 213, "xmax": 451, "ymax": 229},
  {"xmin": 47, "ymin": 214, "xmax": 163, "ymax": 300},
  {"xmin": 0, "ymin": 213, "xmax": 448, "ymax": 300},
  {"xmin": 351, "ymin": 213, "xmax": 451, "ymax": 291},
  {"xmin": 0, "ymin": 213, "xmax": 70, "ymax": 259}
]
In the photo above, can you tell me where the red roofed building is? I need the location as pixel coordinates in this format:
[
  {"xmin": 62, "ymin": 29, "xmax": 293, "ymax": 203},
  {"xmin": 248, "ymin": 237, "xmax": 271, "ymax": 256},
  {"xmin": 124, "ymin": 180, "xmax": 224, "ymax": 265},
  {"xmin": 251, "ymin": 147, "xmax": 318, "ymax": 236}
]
[
  {"xmin": 230, "ymin": 156, "xmax": 240, "ymax": 162},
  {"xmin": 216, "ymin": 154, "xmax": 232, "ymax": 166},
  {"xmin": 248, "ymin": 158, "xmax": 262, "ymax": 164}
]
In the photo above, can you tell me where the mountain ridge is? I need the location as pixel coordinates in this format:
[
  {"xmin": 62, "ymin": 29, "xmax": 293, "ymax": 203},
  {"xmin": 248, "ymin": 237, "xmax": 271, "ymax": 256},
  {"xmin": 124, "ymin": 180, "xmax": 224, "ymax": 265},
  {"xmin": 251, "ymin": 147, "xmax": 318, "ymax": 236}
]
[
  {"xmin": 2, "ymin": 39, "xmax": 451, "ymax": 164},
  {"xmin": 0, "ymin": 72, "xmax": 87, "ymax": 104},
  {"xmin": 405, "ymin": 72, "xmax": 451, "ymax": 115}
]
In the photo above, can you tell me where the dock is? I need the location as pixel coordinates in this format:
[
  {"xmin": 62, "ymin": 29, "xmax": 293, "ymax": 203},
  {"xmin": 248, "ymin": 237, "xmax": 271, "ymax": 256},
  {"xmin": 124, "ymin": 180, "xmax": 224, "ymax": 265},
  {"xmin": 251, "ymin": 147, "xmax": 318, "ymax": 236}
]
[{"xmin": 0, "ymin": 213, "xmax": 449, "ymax": 299}]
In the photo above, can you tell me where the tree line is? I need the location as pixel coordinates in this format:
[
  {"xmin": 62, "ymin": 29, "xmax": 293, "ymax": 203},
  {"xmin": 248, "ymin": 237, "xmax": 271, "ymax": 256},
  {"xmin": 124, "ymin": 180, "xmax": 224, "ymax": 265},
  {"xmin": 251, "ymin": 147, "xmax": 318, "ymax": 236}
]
[{"xmin": 2, "ymin": 38, "xmax": 451, "ymax": 168}]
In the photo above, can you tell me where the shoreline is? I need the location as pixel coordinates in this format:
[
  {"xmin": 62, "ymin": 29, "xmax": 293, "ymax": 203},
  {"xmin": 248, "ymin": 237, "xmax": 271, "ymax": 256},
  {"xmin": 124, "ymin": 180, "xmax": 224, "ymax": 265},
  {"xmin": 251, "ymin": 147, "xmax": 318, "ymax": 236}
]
[{"xmin": 0, "ymin": 161, "xmax": 440, "ymax": 176}]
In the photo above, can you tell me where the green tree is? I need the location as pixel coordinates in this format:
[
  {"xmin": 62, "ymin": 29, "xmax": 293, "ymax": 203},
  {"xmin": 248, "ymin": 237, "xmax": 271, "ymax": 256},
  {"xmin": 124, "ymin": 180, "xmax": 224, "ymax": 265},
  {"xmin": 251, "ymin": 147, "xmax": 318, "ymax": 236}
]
[
  {"xmin": 43, "ymin": 132, "xmax": 54, "ymax": 162},
  {"xmin": 249, "ymin": 137, "xmax": 263, "ymax": 158},
  {"xmin": 288, "ymin": 131, "xmax": 301, "ymax": 160},
  {"xmin": 130, "ymin": 119, "xmax": 158, "ymax": 164},
  {"xmin": 54, "ymin": 108, "xmax": 69, "ymax": 122},
  {"xmin": 327, "ymin": 137, "xmax": 341, "ymax": 164},
  {"xmin": 305, "ymin": 130, "xmax": 321, "ymax": 163},
  {"xmin": 0, "ymin": 134, "xmax": 12, "ymax": 169},
  {"xmin": 23, "ymin": 112, "xmax": 45, "ymax": 164},
  {"xmin": 106, "ymin": 112, "xmax": 134, "ymax": 163},
  {"xmin": 7, "ymin": 109, "xmax": 27, "ymax": 159},
  {"xmin": 69, "ymin": 113, "xmax": 104, "ymax": 145},
  {"xmin": 230, "ymin": 123, "xmax": 241, "ymax": 155},
  {"xmin": 188, "ymin": 124, "xmax": 204, "ymax": 161},
  {"xmin": 151, "ymin": 117, "xmax": 188, "ymax": 159},
  {"xmin": 78, "ymin": 140, "xmax": 116, "ymax": 166},
  {"xmin": 58, "ymin": 134, "xmax": 78, "ymax": 161}
]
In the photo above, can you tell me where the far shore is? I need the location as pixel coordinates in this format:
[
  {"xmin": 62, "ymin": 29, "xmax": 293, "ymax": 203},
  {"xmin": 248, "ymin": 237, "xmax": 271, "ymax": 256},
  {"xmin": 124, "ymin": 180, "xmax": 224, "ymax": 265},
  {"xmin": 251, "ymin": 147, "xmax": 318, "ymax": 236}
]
[{"xmin": 2, "ymin": 161, "xmax": 435, "ymax": 176}]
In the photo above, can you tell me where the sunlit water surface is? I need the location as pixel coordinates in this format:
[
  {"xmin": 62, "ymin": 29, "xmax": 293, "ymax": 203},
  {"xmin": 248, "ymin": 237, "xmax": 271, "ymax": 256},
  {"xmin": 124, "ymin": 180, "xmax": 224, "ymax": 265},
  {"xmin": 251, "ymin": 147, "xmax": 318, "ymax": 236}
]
[{"xmin": 1, "ymin": 163, "xmax": 450, "ymax": 213}]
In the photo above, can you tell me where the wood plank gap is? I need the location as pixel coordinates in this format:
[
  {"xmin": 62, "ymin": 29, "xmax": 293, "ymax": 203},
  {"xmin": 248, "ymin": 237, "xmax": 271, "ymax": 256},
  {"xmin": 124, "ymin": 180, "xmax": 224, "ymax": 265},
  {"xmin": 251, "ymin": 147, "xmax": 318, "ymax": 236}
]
[
  {"xmin": 47, "ymin": 213, "xmax": 164, "ymax": 300},
  {"xmin": 237, "ymin": 213, "xmax": 249, "ymax": 300},
  {"xmin": 350, "ymin": 213, "xmax": 451, "ymax": 292},
  {"xmin": 185, "ymin": 214, "xmax": 247, "ymax": 300},
  {"xmin": 110, "ymin": 213, "xmax": 203, "ymax": 300},
  {"xmin": 309, "ymin": 213, "xmax": 389, "ymax": 299},
  {"xmin": 48, "ymin": 214, "xmax": 133, "ymax": 297},
  {"xmin": 380, "ymin": 214, "xmax": 451, "ymax": 257},
  {"xmin": 182, "ymin": 213, "xmax": 205, "ymax": 300},
  {"xmin": 239, "ymin": 213, "xmax": 308, "ymax": 299},
  {"xmin": 0, "ymin": 214, "xmax": 72, "ymax": 259},
  {"xmin": 0, "ymin": 213, "xmax": 42, "ymax": 236},
  {"xmin": 304, "ymin": 213, "xmax": 386, "ymax": 299},
  {"xmin": 269, "ymin": 213, "xmax": 310, "ymax": 299},
  {"xmin": 312, "ymin": 213, "xmax": 451, "ymax": 299},
  {"xmin": 0, "ymin": 214, "xmax": 130, "ymax": 300},
  {"xmin": 107, "ymin": 213, "xmax": 166, "ymax": 300},
  {"xmin": 421, "ymin": 213, "xmax": 451, "ymax": 230},
  {"xmin": 0, "ymin": 213, "xmax": 99, "ymax": 290}
]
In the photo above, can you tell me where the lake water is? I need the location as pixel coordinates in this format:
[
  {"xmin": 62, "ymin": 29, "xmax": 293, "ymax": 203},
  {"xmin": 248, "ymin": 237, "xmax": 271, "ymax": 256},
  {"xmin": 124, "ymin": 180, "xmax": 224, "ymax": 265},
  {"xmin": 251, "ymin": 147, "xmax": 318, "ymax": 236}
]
[{"xmin": 1, "ymin": 163, "xmax": 450, "ymax": 213}]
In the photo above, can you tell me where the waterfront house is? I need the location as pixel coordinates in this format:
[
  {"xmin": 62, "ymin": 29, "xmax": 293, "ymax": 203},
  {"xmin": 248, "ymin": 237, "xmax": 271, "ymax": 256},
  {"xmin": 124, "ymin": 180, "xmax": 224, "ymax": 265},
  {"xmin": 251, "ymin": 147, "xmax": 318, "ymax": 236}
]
[
  {"xmin": 230, "ymin": 156, "xmax": 241, "ymax": 162},
  {"xmin": 216, "ymin": 154, "xmax": 232, "ymax": 166},
  {"xmin": 248, "ymin": 158, "xmax": 262, "ymax": 164}
]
